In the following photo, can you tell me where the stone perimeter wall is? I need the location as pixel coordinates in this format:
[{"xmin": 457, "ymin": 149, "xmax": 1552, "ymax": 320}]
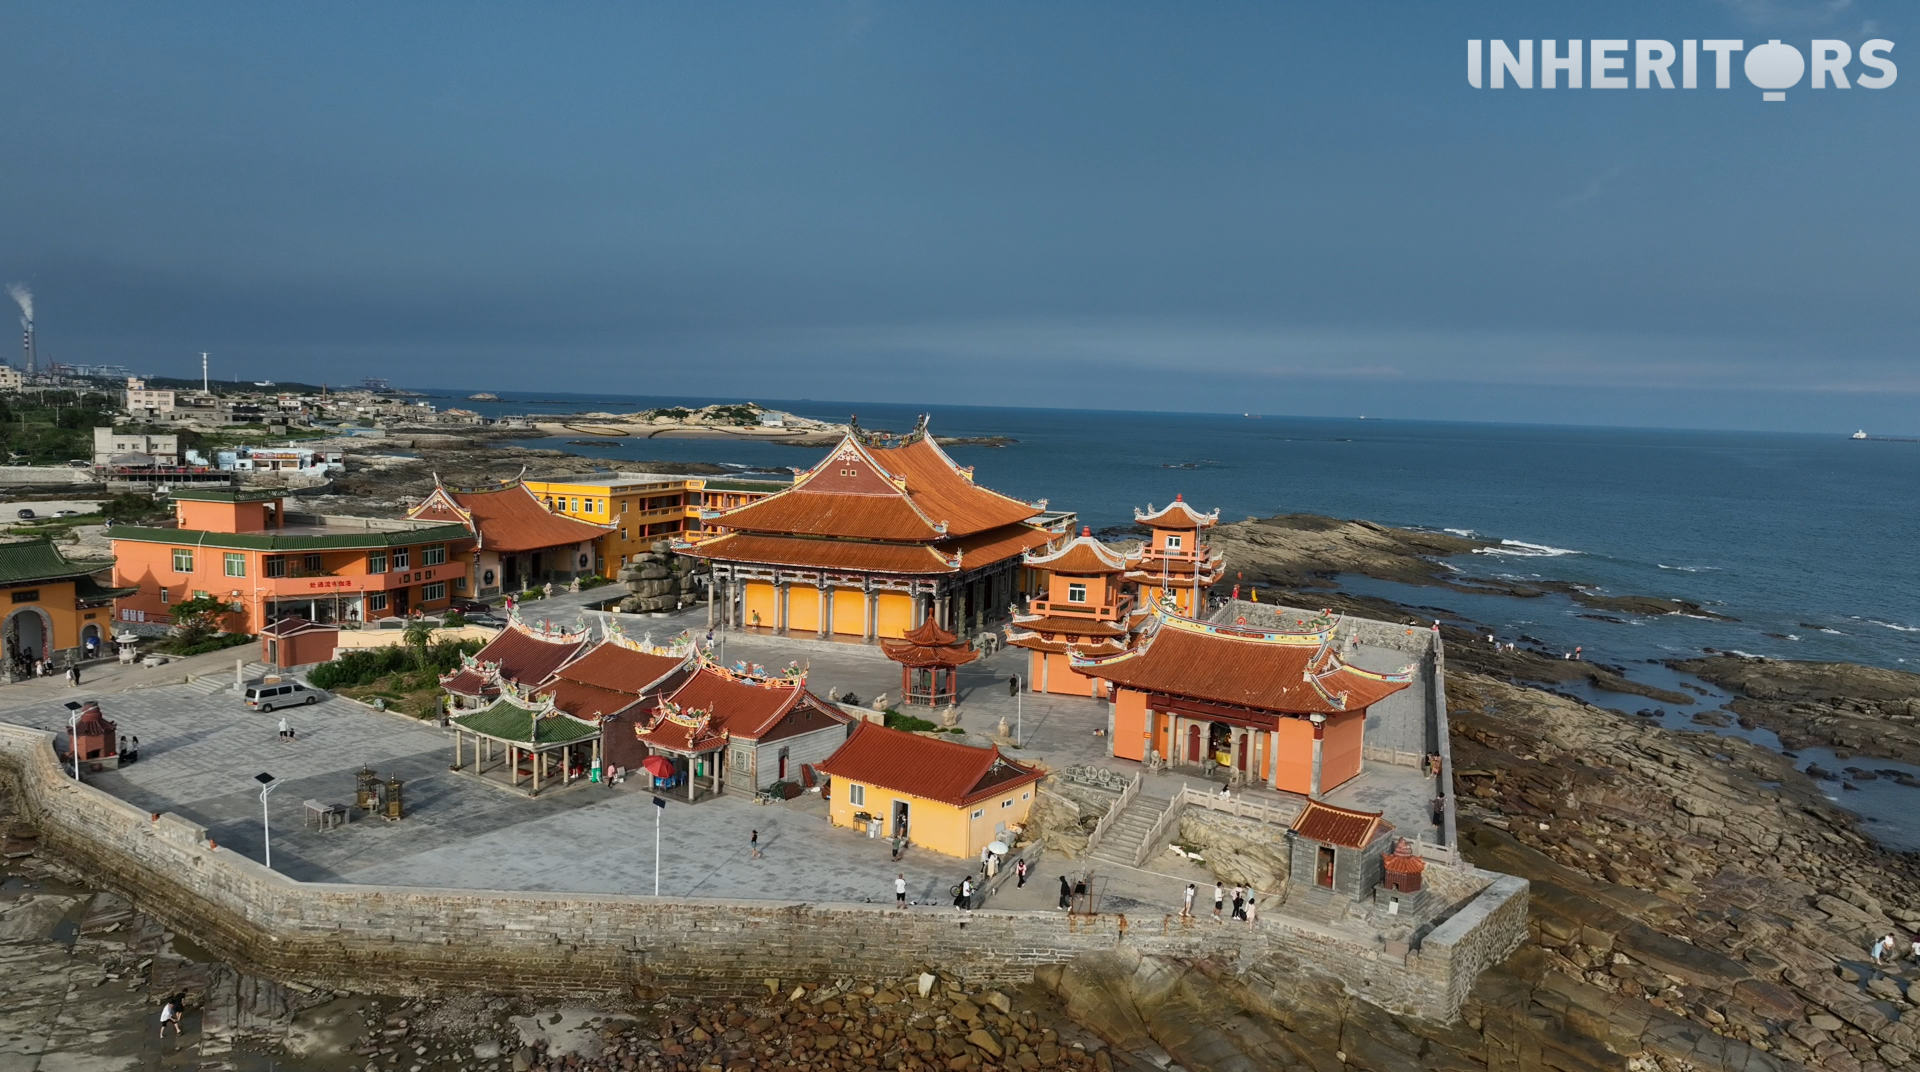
[{"xmin": 0, "ymin": 723, "xmax": 1523, "ymax": 1022}]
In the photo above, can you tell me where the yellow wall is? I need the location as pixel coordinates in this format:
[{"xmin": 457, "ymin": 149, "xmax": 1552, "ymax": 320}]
[
  {"xmin": 3, "ymin": 579, "xmax": 89, "ymax": 656},
  {"xmin": 743, "ymin": 581, "xmax": 777, "ymax": 629},
  {"xmin": 828, "ymin": 780, "xmax": 1037, "ymax": 860},
  {"xmin": 875, "ymin": 592, "xmax": 914, "ymax": 638},
  {"xmin": 831, "ymin": 587, "xmax": 866, "ymax": 636},
  {"xmin": 1273, "ymin": 719, "xmax": 1314, "ymax": 795},
  {"xmin": 786, "ymin": 586, "xmax": 820, "ymax": 632}
]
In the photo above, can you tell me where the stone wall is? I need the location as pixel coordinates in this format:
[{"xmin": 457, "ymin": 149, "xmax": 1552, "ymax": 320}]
[{"xmin": 0, "ymin": 722, "xmax": 1522, "ymax": 1021}]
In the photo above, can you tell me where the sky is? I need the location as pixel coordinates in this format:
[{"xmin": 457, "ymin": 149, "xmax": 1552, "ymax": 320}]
[{"xmin": 0, "ymin": 1, "xmax": 1915, "ymax": 432}]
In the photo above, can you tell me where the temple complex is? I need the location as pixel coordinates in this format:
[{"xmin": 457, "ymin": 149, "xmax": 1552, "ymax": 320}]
[
  {"xmin": 680, "ymin": 418, "xmax": 1055, "ymax": 640},
  {"xmin": 410, "ymin": 479, "xmax": 612, "ymax": 598},
  {"xmin": 440, "ymin": 616, "xmax": 592, "ymax": 711},
  {"xmin": 1004, "ymin": 527, "xmax": 1136, "ymax": 697},
  {"xmin": 1073, "ymin": 603, "xmax": 1413, "ymax": 796},
  {"xmin": 1123, "ymin": 496, "xmax": 1223, "ymax": 617},
  {"xmin": 0, "ymin": 539, "xmax": 130, "ymax": 674}
]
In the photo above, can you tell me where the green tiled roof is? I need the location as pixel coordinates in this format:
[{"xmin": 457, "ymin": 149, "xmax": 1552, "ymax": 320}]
[
  {"xmin": 702, "ymin": 479, "xmax": 790, "ymax": 493},
  {"xmin": 169, "ymin": 487, "xmax": 285, "ymax": 503},
  {"xmin": 453, "ymin": 699, "xmax": 600, "ymax": 745},
  {"xmin": 106, "ymin": 522, "xmax": 474, "ymax": 552},
  {"xmin": 75, "ymin": 574, "xmax": 139, "ymax": 602},
  {"xmin": 0, "ymin": 540, "xmax": 115, "ymax": 587}
]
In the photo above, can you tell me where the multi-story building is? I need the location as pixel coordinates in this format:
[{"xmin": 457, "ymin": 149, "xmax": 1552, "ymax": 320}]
[
  {"xmin": 110, "ymin": 487, "xmax": 475, "ymax": 632},
  {"xmin": 92, "ymin": 428, "xmax": 180, "ymax": 467},
  {"xmin": 0, "ymin": 366, "xmax": 28, "ymax": 392},
  {"xmin": 124, "ymin": 379, "xmax": 176, "ymax": 420},
  {"xmin": 522, "ymin": 473, "xmax": 788, "ymax": 576}
]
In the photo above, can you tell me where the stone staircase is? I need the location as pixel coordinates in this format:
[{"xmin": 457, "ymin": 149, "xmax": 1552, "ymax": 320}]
[
  {"xmin": 187, "ymin": 662, "xmax": 274, "ymax": 696},
  {"xmin": 1087, "ymin": 795, "xmax": 1173, "ymax": 869}
]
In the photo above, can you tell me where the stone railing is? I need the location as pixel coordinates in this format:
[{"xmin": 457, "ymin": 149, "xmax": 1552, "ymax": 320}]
[
  {"xmin": 1361, "ymin": 744, "xmax": 1427, "ymax": 767},
  {"xmin": 1082, "ymin": 771, "xmax": 1140, "ymax": 857},
  {"xmin": 1133, "ymin": 794, "xmax": 1187, "ymax": 869},
  {"xmin": 1176, "ymin": 785, "xmax": 1303, "ymax": 828}
]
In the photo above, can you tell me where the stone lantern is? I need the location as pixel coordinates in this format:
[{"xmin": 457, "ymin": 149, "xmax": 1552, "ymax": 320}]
[
  {"xmin": 355, "ymin": 767, "xmax": 380, "ymax": 810},
  {"xmin": 384, "ymin": 776, "xmax": 404, "ymax": 820}
]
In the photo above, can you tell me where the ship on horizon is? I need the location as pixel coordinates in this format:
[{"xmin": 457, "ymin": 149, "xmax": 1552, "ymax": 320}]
[{"xmin": 1853, "ymin": 429, "xmax": 1869, "ymax": 439}]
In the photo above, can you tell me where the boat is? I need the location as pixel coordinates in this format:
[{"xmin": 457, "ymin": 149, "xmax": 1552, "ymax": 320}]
[{"xmin": 1853, "ymin": 430, "xmax": 1869, "ymax": 440}]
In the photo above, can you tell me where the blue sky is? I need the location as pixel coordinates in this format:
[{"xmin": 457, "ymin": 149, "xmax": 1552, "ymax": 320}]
[{"xmin": 0, "ymin": 1, "xmax": 1914, "ymax": 431}]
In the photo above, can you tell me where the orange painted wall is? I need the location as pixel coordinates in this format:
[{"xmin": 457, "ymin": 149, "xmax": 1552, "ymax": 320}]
[
  {"xmin": 1272, "ymin": 718, "xmax": 1315, "ymax": 795},
  {"xmin": 1111, "ymin": 688, "xmax": 1148, "ymax": 762},
  {"xmin": 1037, "ymin": 651, "xmax": 1101, "ymax": 697},
  {"xmin": 1045, "ymin": 571, "xmax": 1121, "ymax": 609},
  {"xmin": 831, "ymin": 587, "xmax": 866, "ymax": 636},
  {"xmin": 786, "ymin": 586, "xmax": 820, "ymax": 632},
  {"xmin": 177, "ymin": 499, "xmax": 271, "ymax": 533},
  {"xmin": 875, "ymin": 593, "xmax": 913, "ymax": 638},
  {"xmin": 1320, "ymin": 709, "xmax": 1365, "ymax": 792},
  {"xmin": 743, "ymin": 582, "xmax": 777, "ymax": 628}
]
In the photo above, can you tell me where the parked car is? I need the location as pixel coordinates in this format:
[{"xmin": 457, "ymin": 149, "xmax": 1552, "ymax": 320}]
[
  {"xmin": 14, "ymin": 508, "xmax": 34, "ymax": 520},
  {"xmin": 448, "ymin": 597, "xmax": 492, "ymax": 614},
  {"xmin": 462, "ymin": 612, "xmax": 509, "ymax": 628},
  {"xmin": 53, "ymin": 509, "xmax": 76, "ymax": 517},
  {"xmin": 244, "ymin": 681, "xmax": 318, "ymax": 712}
]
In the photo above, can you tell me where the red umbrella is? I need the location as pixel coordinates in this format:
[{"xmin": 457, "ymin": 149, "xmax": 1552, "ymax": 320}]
[{"xmin": 640, "ymin": 755, "xmax": 676, "ymax": 779}]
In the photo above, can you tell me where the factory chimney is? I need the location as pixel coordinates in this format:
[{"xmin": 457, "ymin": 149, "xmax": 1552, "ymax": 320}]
[{"xmin": 6, "ymin": 284, "xmax": 32, "ymax": 376}]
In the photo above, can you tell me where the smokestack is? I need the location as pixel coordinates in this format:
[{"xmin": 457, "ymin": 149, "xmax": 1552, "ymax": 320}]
[{"xmin": 6, "ymin": 284, "xmax": 31, "ymax": 376}]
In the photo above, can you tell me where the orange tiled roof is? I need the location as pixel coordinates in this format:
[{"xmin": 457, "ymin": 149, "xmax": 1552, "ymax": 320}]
[
  {"xmin": 1071, "ymin": 609, "xmax": 1412, "ymax": 715},
  {"xmin": 1007, "ymin": 613, "xmax": 1129, "ymax": 637},
  {"xmin": 817, "ymin": 721, "xmax": 1041, "ymax": 807},
  {"xmin": 412, "ymin": 482, "xmax": 612, "ymax": 554},
  {"xmin": 1134, "ymin": 496, "xmax": 1220, "ymax": 529},
  {"xmin": 683, "ymin": 523, "xmax": 1051, "ymax": 576},
  {"xmin": 1290, "ymin": 800, "xmax": 1391, "ymax": 850},
  {"xmin": 1025, "ymin": 530, "xmax": 1127, "ymax": 574},
  {"xmin": 551, "ymin": 643, "xmax": 685, "ymax": 696},
  {"xmin": 708, "ymin": 430, "xmax": 1039, "ymax": 542},
  {"xmin": 468, "ymin": 622, "xmax": 590, "ymax": 687},
  {"xmin": 536, "ymin": 679, "xmax": 639, "ymax": 721},
  {"xmin": 638, "ymin": 659, "xmax": 844, "ymax": 752}
]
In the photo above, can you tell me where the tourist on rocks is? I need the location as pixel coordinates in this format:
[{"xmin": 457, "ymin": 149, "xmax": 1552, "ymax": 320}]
[
  {"xmin": 896, "ymin": 874, "xmax": 907, "ymax": 908},
  {"xmin": 1057, "ymin": 875, "xmax": 1071, "ymax": 911},
  {"xmin": 1213, "ymin": 882, "xmax": 1225, "ymax": 921},
  {"xmin": 1872, "ymin": 932, "xmax": 1897, "ymax": 966},
  {"xmin": 1246, "ymin": 890, "xmax": 1258, "ymax": 924},
  {"xmin": 1231, "ymin": 886, "xmax": 1246, "ymax": 921},
  {"xmin": 158, "ymin": 994, "xmax": 182, "ymax": 1039},
  {"xmin": 1181, "ymin": 883, "xmax": 1195, "ymax": 918},
  {"xmin": 1073, "ymin": 877, "xmax": 1087, "ymax": 912}
]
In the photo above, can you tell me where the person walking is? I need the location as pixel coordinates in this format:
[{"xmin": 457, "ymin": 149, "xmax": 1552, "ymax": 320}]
[
  {"xmin": 895, "ymin": 873, "xmax": 907, "ymax": 908},
  {"xmin": 277, "ymin": 716, "xmax": 290, "ymax": 741},
  {"xmin": 1181, "ymin": 883, "xmax": 1196, "ymax": 919},
  {"xmin": 158, "ymin": 995, "xmax": 181, "ymax": 1039},
  {"xmin": 1231, "ymin": 886, "xmax": 1246, "ymax": 921},
  {"xmin": 66, "ymin": 664, "xmax": 79, "ymax": 687},
  {"xmin": 891, "ymin": 834, "xmax": 904, "ymax": 861},
  {"xmin": 750, "ymin": 829, "xmax": 763, "ymax": 859},
  {"xmin": 1872, "ymin": 932, "xmax": 1897, "ymax": 966},
  {"xmin": 1008, "ymin": 675, "xmax": 1019, "ymax": 697},
  {"xmin": 1016, "ymin": 858, "xmax": 1028, "ymax": 888},
  {"xmin": 1212, "ymin": 882, "xmax": 1225, "ymax": 921},
  {"xmin": 1246, "ymin": 890, "xmax": 1258, "ymax": 924},
  {"xmin": 1057, "ymin": 875, "xmax": 1072, "ymax": 911},
  {"xmin": 957, "ymin": 876, "xmax": 974, "ymax": 912}
]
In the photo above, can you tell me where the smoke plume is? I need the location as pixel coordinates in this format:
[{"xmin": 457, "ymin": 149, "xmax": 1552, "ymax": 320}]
[{"xmin": 6, "ymin": 283, "xmax": 29, "ymax": 326}]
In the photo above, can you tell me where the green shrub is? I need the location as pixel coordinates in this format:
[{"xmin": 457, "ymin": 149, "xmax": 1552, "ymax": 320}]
[
  {"xmin": 577, "ymin": 575, "xmax": 611, "ymax": 590},
  {"xmin": 883, "ymin": 708, "xmax": 939, "ymax": 733},
  {"xmin": 166, "ymin": 632, "xmax": 255, "ymax": 657}
]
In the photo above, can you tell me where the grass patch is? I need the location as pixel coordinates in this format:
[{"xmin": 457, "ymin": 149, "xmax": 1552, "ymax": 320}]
[
  {"xmin": 154, "ymin": 631, "xmax": 254, "ymax": 656},
  {"xmin": 883, "ymin": 708, "xmax": 940, "ymax": 733}
]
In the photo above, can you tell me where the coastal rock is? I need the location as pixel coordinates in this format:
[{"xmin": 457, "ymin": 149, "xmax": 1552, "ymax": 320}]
[{"xmin": 1673, "ymin": 655, "xmax": 1920, "ymax": 765}]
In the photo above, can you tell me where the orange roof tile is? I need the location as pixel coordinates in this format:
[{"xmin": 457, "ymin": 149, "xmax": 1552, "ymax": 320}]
[
  {"xmin": 411, "ymin": 482, "xmax": 611, "ymax": 553},
  {"xmin": 685, "ymin": 532, "xmax": 959, "ymax": 574},
  {"xmin": 1134, "ymin": 496, "xmax": 1219, "ymax": 529},
  {"xmin": 1290, "ymin": 800, "xmax": 1391, "ymax": 850},
  {"xmin": 817, "ymin": 721, "xmax": 1041, "ymax": 807},
  {"xmin": 1025, "ymin": 530, "xmax": 1127, "ymax": 574},
  {"xmin": 709, "ymin": 429, "xmax": 1039, "ymax": 542},
  {"xmin": 1071, "ymin": 611, "xmax": 1412, "ymax": 715},
  {"xmin": 468, "ymin": 623, "xmax": 590, "ymax": 687}
]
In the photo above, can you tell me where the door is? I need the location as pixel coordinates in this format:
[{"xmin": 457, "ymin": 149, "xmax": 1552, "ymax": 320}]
[
  {"xmin": 892, "ymin": 800, "xmax": 910, "ymax": 839},
  {"xmin": 266, "ymin": 640, "xmax": 279, "ymax": 667},
  {"xmin": 1316, "ymin": 845, "xmax": 1336, "ymax": 889},
  {"xmin": 777, "ymin": 747, "xmax": 789, "ymax": 780},
  {"xmin": 1186, "ymin": 724, "xmax": 1201, "ymax": 763},
  {"xmin": 393, "ymin": 586, "xmax": 410, "ymax": 616},
  {"xmin": 1237, "ymin": 733, "xmax": 1248, "ymax": 771}
]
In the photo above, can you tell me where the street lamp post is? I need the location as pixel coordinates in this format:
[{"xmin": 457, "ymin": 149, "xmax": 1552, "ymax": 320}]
[
  {"xmin": 652, "ymin": 795, "xmax": 666, "ymax": 896},
  {"xmin": 1013, "ymin": 675, "xmax": 1022, "ymax": 747},
  {"xmin": 255, "ymin": 772, "xmax": 277, "ymax": 869}
]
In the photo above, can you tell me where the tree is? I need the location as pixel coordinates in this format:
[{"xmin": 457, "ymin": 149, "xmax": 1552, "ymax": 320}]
[
  {"xmin": 168, "ymin": 595, "xmax": 234, "ymax": 648},
  {"xmin": 402, "ymin": 620, "xmax": 436, "ymax": 670}
]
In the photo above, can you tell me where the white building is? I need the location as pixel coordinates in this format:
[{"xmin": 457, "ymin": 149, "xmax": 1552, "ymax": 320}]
[{"xmin": 93, "ymin": 427, "xmax": 180, "ymax": 467}]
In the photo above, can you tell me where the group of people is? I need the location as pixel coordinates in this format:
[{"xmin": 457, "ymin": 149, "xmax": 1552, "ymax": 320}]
[{"xmin": 1182, "ymin": 881, "xmax": 1257, "ymax": 923}]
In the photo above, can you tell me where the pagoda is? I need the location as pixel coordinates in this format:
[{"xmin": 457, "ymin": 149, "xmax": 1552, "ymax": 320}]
[
  {"xmin": 679, "ymin": 417, "xmax": 1054, "ymax": 641},
  {"xmin": 1004, "ymin": 527, "xmax": 1136, "ymax": 697},
  {"xmin": 1123, "ymin": 495, "xmax": 1223, "ymax": 617},
  {"xmin": 881, "ymin": 618, "xmax": 979, "ymax": 706},
  {"xmin": 1072, "ymin": 602, "xmax": 1412, "ymax": 796}
]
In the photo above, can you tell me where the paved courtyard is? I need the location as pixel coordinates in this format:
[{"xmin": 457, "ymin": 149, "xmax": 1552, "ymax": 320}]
[{"xmin": 0, "ymin": 603, "xmax": 1437, "ymax": 916}]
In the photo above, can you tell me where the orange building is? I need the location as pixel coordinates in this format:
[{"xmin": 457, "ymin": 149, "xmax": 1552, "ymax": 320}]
[
  {"xmin": 1073, "ymin": 605, "xmax": 1412, "ymax": 797},
  {"xmin": 110, "ymin": 487, "xmax": 476, "ymax": 633},
  {"xmin": 0, "ymin": 540, "xmax": 131, "ymax": 672},
  {"xmin": 1004, "ymin": 528, "xmax": 1137, "ymax": 697},
  {"xmin": 681, "ymin": 418, "xmax": 1054, "ymax": 640},
  {"xmin": 1123, "ymin": 496, "xmax": 1223, "ymax": 617},
  {"xmin": 410, "ymin": 480, "xmax": 612, "ymax": 599},
  {"xmin": 521, "ymin": 473, "xmax": 789, "ymax": 577}
]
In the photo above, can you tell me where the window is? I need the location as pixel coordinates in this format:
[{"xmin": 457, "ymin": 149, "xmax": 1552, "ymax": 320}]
[
  {"xmin": 171, "ymin": 548, "xmax": 194, "ymax": 573},
  {"xmin": 367, "ymin": 592, "xmax": 388, "ymax": 611},
  {"xmin": 421, "ymin": 582, "xmax": 447, "ymax": 602},
  {"xmin": 621, "ymin": 499, "xmax": 630, "ymax": 513},
  {"xmin": 158, "ymin": 587, "xmax": 170, "ymax": 604},
  {"xmin": 848, "ymin": 784, "xmax": 865, "ymax": 806},
  {"xmin": 1001, "ymin": 798, "xmax": 1015, "ymax": 808},
  {"xmin": 223, "ymin": 553, "xmax": 246, "ymax": 578},
  {"xmin": 305, "ymin": 554, "xmax": 324, "ymax": 572},
  {"xmin": 193, "ymin": 590, "xmax": 209, "ymax": 601},
  {"xmin": 732, "ymin": 750, "xmax": 751, "ymax": 772},
  {"xmin": 971, "ymin": 809, "xmax": 984, "ymax": 820},
  {"xmin": 422, "ymin": 544, "xmax": 446, "ymax": 566},
  {"xmin": 1067, "ymin": 582, "xmax": 1087, "ymax": 603},
  {"xmin": 392, "ymin": 548, "xmax": 410, "ymax": 570},
  {"xmin": 264, "ymin": 557, "xmax": 287, "ymax": 578},
  {"xmin": 367, "ymin": 551, "xmax": 387, "ymax": 573},
  {"xmin": 1022, "ymin": 792, "xmax": 1030, "ymax": 800},
  {"xmin": 1165, "ymin": 534, "xmax": 1183, "ymax": 549}
]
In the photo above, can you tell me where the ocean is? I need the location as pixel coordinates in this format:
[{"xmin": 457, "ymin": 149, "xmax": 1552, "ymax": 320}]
[{"xmin": 435, "ymin": 391, "xmax": 1920, "ymax": 844}]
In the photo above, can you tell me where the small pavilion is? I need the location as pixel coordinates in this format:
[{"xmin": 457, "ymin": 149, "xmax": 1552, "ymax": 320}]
[
  {"xmin": 880, "ymin": 618, "xmax": 978, "ymax": 706},
  {"xmin": 449, "ymin": 693, "xmax": 602, "ymax": 796}
]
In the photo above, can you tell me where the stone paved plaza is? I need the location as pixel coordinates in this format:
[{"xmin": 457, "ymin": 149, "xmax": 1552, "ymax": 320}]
[{"xmin": 0, "ymin": 603, "xmax": 1436, "ymax": 916}]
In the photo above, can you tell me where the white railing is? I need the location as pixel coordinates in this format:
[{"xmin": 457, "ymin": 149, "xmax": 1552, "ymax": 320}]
[
  {"xmin": 1083, "ymin": 771, "xmax": 1141, "ymax": 857},
  {"xmin": 1361, "ymin": 744, "xmax": 1427, "ymax": 768},
  {"xmin": 1408, "ymin": 836, "xmax": 1460, "ymax": 866},
  {"xmin": 1176, "ymin": 785, "xmax": 1303, "ymax": 828},
  {"xmin": 1133, "ymin": 794, "xmax": 1188, "ymax": 869}
]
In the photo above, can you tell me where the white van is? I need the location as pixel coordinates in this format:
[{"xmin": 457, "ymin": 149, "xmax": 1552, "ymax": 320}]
[{"xmin": 244, "ymin": 681, "xmax": 317, "ymax": 712}]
